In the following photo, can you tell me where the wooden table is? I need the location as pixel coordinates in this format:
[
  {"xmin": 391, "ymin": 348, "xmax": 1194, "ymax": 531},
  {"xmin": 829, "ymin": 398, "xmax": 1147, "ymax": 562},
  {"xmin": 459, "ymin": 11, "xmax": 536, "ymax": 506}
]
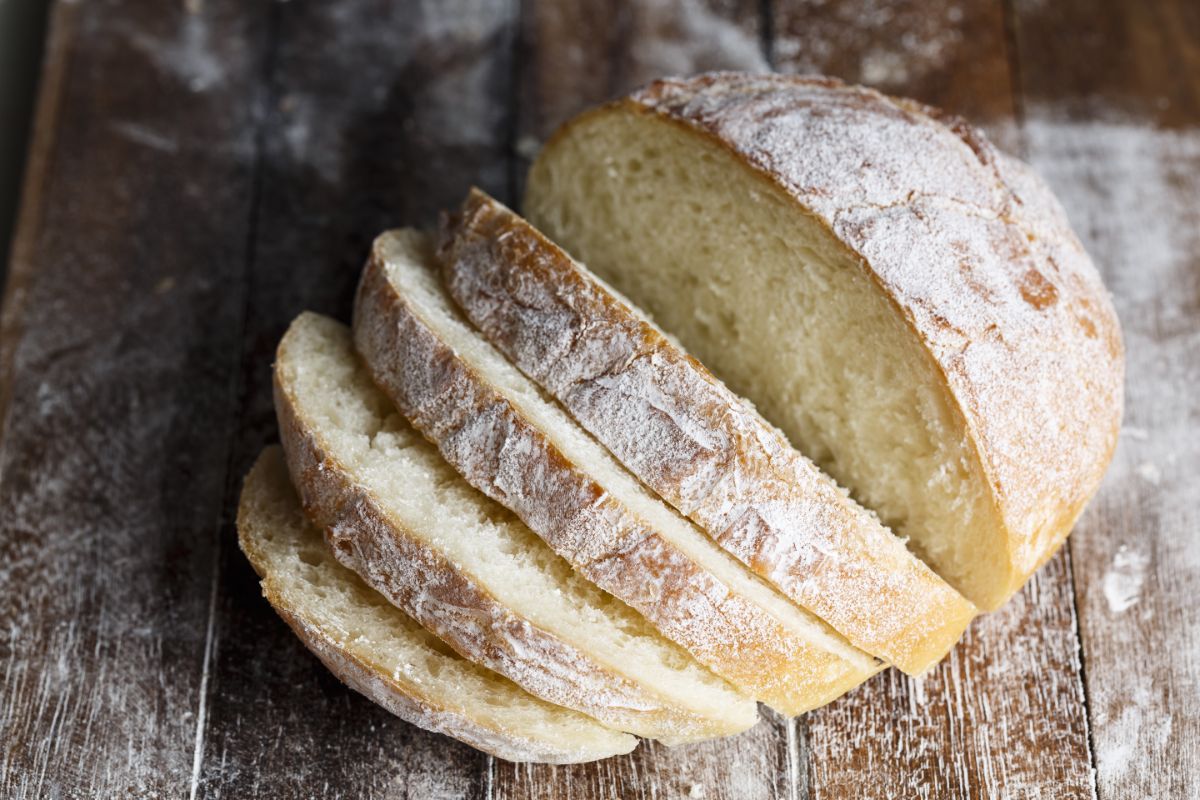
[{"xmin": 2, "ymin": 1, "xmax": 1196, "ymax": 797}]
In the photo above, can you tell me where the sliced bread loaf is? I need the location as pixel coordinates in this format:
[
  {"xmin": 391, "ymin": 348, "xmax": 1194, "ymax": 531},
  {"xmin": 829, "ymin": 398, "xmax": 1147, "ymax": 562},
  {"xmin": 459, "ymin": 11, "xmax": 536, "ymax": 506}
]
[
  {"xmin": 438, "ymin": 188, "xmax": 976, "ymax": 675},
  {"xmin": 275, "ymin": 312, "xmax": 754, "ymax": 742},
  {"xmin": 353, "ymin": 229, "xmax": 882, "ymax": 716},
  {"xmin": 524, "ymin": 73, "xmax": 1123, "ymax": 610},
  {"xmin": 237, "ymin": 446, "xmax": 636, "ymax": 763}
]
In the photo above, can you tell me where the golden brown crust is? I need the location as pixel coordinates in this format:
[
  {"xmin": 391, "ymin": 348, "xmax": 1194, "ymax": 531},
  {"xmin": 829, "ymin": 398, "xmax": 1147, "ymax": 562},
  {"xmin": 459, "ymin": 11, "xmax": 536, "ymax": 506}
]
[
  {"xmin": 237, "ymin": 447, "xmax": 637, "ymax": 764},
  {"xmin": 275, "ymin": 603, "xmax": 627, "ymax": 764},
  {"xmin": 438, "ymin": 189, "xmax": 976, "ymax": 674},
  {"xmin": 273, "ymin": 315, "xmax": 747, "ymax": 742},
  {"xmin": 539, "ymin": 73, "xmax": 1123, "ymax": 609},
  {"xmin": 354, "ymin": 231, "xmax": 882, "ymax": 715}
]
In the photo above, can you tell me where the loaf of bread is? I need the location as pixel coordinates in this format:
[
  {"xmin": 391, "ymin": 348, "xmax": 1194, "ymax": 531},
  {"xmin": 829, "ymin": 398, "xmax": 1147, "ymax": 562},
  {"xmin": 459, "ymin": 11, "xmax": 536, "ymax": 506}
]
[
  {"xmin": 439, "ymin": 188, "xmax": 976, "ymax": 675},
  {"xmin": 524, "ymin": 73, "xmax": 1123, "ymax": 610},
  {"xmin": 353, "ymin": 228, "xmax": 882, "ymax": 716},
  {"xmin": 274, "ymin": 311, "xmax": 756, "ymax": 743},
  {"xmin": 234, "ymin": 71, "xmax": 1123, "ymax": 760},
  {"xmin": 237, "ymin": 446, "xmax": 636, "ymax": 763}
]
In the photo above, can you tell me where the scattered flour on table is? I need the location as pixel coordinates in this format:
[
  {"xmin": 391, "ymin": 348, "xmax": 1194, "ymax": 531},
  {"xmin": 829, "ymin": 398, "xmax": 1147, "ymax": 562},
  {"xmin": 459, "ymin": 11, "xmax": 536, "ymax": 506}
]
[
  {"xmin": 1093, "ymin": 683, "xmax": 1173, "ymax": 789},
  {"xmin": 627, "ymin": 0, "xmax": 767, "ymax": 80},
  {"xmin": 1134, "ymin": 462, "xmax": 1161, "ymax": 486},
  {"xmin": 265, "ymin": 3, "xmax": 515, "ymax": 186},
  {"xmin": 1024, "ymin": 108, "xmax": 1198, "ymax": 790},
  {"xmin": 515, "ymin": 135, "xmax": 542, "ymax": 161},
  {"xmin": 774, "ymin": 0, "xmax": 964, "ymax": 89},
  {"xmin": 123, "ymin": 13, "xmax": 224, "ymax": 93},
  {"xmin": 1101, "ymin": 545, "xmax": 1149, "ymax": 615},
  {"xmin": 1122, "ymin": 426, "xmax": 1150, "ymax": 441},
  {"xmin": 523, "ymin": 0, "xmax": 768, "ymax": 149},
  {"xmin": 107, "ymin": 121, "xmax": 181, "ymax": 154}
]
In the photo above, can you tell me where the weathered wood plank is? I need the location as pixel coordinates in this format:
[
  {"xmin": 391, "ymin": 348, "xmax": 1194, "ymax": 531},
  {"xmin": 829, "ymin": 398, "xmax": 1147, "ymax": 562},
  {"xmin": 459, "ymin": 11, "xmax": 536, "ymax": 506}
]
[
  {"xmin": 492, "ymin": 714, "xmax": 792, "ymax": 800},
  {"xmin": 192, "ymin": 1, "xmax": 518, "ymax": 796},
  {"xmin": 772, "ymin": 0, "xmax": 1015, "ymax": 128},
  {"xmin": 0, "ymin": 1, "xmax": 269, "ymax": 797},
  {"xmin": 1011, "ymin": 1, "xmax": 1200, "ymax": 796},
  {"xmin": 503, "ymin": 2, "xmax": 796, "ymax": 798},
  {"xmin": 805, "ymin": 554, "xmax": 1094, "ymax": 798},
  {"xmin": 770, "ymin": 2, "xmax": 1097, "ymax": 796},
  {"xmin": 518, "ymin": 0, "xmax": 763, "ymax": 144},
  {"xmin": 514, "ymin": 0, "xmax": 765, "ymax": 195}
]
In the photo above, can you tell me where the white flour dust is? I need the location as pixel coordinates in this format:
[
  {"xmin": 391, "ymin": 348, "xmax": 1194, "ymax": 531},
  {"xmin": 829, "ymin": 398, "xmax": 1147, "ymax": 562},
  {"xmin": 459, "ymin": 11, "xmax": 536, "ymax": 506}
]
[{"xmin": 1101, "ymin": 545, "xmax": 1149, "ymax": 614}]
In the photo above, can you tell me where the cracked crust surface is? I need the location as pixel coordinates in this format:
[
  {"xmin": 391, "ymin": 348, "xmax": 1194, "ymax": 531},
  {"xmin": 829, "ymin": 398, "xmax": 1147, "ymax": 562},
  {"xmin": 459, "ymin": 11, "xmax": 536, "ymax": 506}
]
[
  {"xmin": 237, "ymin": 447, "xmax": 637, "ymax": 764},
  {"xmin": 532, "ymin": 73, "xmax": 1124, "ymax": 609},
  {"xmin": 354, "ymin": 229, "xmax": 882, "ymax": 716},
  {"xmin": 439, "ymin": 189, "xmax": 976, "ymax": 675}
]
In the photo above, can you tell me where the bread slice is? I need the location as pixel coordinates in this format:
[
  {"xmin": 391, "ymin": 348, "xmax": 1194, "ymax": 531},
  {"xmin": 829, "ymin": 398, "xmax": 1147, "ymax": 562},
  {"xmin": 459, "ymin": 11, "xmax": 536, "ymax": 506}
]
[
  {"xmin": 353, "ymin": 229, "xmax": 882, "ymax": 716},
  {"xmin": 438, "ymin": 188, "xmax": 976, "ymax": 675},
  {"xmin": 524, "ymin": 73, "xmax": 1123, "ymax": 610},
  {"xmin": 275, "ymin": 312, "xmax": 754, "ymax": 742},
  {"xmin": 237, "ymin": 446, "xmax": 636, "ymax": 763}
]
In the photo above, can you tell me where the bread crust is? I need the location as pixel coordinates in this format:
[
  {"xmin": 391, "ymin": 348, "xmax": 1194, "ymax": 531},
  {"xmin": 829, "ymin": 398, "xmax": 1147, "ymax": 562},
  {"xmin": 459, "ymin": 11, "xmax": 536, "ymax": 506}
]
[
  {"xmin": 537, "ymin": 73, "xmax": 1124, "ymax": 609},
  {"xmin": 439, "ymin": 189, "xmax": 976, "ymax": 674},
  {"xmin": 354, "ymin": 230, "xmax": 882, "ymax": 716},
  {"xmin": 274, "ymin": 315, "xmax": 749, "ymax": 742},
  {"xmin": 273, "ymin": 606, "xmax": 627, "ymax": 764},
  {"xmin": 238, "ymin": 447, "xmax": 637, "ymax": 764}
]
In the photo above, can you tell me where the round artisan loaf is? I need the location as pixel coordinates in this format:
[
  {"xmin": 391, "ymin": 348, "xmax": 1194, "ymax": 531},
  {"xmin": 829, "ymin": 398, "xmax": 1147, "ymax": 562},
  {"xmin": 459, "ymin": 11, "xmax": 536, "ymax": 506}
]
[
  {"xmin": 524, "ymin": 72, "xmax": 1124, "ymax": 610},
  {"xmin": 237, "ymin": 446, "xmax": 636, "ymax": 763}
]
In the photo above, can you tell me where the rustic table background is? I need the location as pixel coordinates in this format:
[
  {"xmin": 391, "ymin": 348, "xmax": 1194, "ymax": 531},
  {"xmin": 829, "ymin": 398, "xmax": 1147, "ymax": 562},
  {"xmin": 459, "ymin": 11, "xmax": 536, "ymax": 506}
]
[{"xmin": 1, "ymin": 1, "xmax": 1196, "ymax": 797}]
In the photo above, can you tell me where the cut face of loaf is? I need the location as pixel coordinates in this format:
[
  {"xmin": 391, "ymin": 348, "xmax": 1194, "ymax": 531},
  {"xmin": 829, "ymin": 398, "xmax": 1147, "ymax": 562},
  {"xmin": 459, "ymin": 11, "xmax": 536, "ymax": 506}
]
[
  {"xmin": 236, "ymin": 447, "xmax": 637, "ymax": 763},
  {"xmin": 353, "ymin": 228, "xmax": 882, "ymax": 716},
  {"xmin": 524, "ymin": 73, "xmax": 1124, "ymax": 610},
  {"xmin": 274, "ymin": 312, "xmax": 754, "ymax": 743},
  {"xmin": 439, "ymin": 188, "xmax": 975, "ymax": 675}
]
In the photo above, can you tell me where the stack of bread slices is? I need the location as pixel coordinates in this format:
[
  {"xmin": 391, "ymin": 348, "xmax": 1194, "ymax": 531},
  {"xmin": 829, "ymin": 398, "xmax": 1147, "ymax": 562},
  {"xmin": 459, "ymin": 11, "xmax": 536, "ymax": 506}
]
[{"xmin": 238, "ymin": 73, "xmax": 1123, "ymax": 763}]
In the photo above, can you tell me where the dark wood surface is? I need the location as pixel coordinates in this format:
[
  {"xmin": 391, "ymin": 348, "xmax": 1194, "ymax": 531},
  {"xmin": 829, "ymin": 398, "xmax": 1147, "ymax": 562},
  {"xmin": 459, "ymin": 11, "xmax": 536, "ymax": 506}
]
[{"xmin": 1, "ymin": 1, "xmax": 1196, "ymax": 797}]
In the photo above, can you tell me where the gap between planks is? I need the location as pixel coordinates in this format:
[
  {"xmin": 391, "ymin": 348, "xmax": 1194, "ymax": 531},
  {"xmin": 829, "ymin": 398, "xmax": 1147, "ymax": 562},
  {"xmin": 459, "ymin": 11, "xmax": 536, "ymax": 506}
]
[{"xmin": 187, "ymin": 1, "xmax": 284, "ymax": 793}]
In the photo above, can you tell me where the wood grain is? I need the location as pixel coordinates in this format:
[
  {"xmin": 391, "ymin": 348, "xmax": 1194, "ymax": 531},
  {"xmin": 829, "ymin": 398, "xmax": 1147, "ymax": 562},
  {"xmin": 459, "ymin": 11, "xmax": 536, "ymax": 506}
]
[
  {"xmin": 806, "ymin": 554, "xmax": 1094, "ymax": 798},
  {"xmin": 492, "ymin": 715, "xmax": 792, "ymax": 800},
  {"xmin": 769, "ymin": 1, "xmax": 1097, "ymax": 796},
  {"xmin": 0, "ymin": 1, "xmax": 268, "ymax": 796},
  {"xmin": 1011, "ymin": 1, "xmax": 1200, "ymax": 796},
  {"xmin": 518, "ymin": 0, "xmax": 763, "ymax": 143},
  {"xmin": 771, "ymin": 0, "xmax": 1017, "ymax": 128},
  {"xmin": 192, "ymin": 0, "xmax": 518, "ymax": 796}
]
